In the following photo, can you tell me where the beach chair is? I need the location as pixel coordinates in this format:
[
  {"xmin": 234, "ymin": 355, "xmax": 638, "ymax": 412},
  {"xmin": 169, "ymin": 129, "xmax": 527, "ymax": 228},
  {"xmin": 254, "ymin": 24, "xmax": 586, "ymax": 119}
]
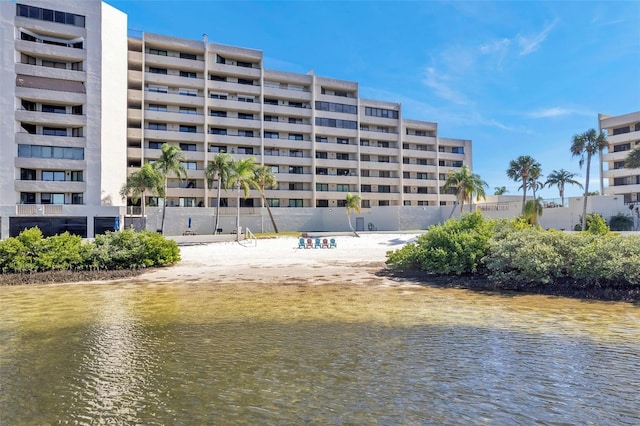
[
  {"xmin": 321, "ymin": 238, "xmax": 329, "ymax": 248},
  {"xmin": 329, "ymin": 238, "xmax": 337, "ymax": 248},
  {"xmin": 314, "ymin": 238, "xmax": 322, "ymax": 248},
  {"xmin": 298, "ymin": 237, "xmax": 306, "ymax": 249},
  {"xmin": 305, "ymin": 238, "xmax": 313, "ymax": 249}
]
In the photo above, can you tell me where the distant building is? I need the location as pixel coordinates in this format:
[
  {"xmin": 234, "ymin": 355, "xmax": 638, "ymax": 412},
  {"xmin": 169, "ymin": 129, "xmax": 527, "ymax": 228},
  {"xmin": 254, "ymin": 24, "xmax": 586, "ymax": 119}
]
[
  {"xmin": 1, "ymin": 0, "xmax": 472, "ymax": 238},
  {"xmin": 599, "ymin": 111, "xmax": 640, "ymax": 204}
]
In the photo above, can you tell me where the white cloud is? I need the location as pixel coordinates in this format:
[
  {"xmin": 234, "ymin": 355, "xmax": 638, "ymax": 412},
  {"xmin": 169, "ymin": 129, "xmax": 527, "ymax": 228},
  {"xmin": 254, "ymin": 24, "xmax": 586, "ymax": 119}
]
[
  {"xmin": 479, "ymin": 38, "xmax": 511, "ymax": 70},
  {"xmin": 518, "ymin": 19, "xmax": 559, "ymax": 56},
  {"xmin": 423, "ymin": 67, "xmax": 469, "ymax": 105},
  {"xmin": 526, "ymin": 107, "xmax": 594, "ymax": 119}
]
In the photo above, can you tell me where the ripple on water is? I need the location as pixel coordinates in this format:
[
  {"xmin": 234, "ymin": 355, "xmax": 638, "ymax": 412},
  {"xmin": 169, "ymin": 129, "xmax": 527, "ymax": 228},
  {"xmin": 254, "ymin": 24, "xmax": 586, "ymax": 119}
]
[{"xmin": 1, "ymin": 282, "xmax": 639, "ymax": 424}]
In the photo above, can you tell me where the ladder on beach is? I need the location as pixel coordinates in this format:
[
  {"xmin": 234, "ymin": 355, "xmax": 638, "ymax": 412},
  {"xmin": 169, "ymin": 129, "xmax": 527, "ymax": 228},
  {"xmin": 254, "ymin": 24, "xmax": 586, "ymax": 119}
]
[{"xmin": 240, "ymin": 227, "xmax": 258, "ymax": 247}]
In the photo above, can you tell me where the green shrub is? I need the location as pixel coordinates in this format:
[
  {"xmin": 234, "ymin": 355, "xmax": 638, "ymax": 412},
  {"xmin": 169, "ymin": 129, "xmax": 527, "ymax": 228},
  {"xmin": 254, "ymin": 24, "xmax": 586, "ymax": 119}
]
[
  {"xmin": 609, "ymin": 213, "xmax": 634, "ymax": 232},
  {"xmin": 36, "ymin": 232, "xmax": 88, "ymax": 271},
  {"xmin": 574, "ymin": 213, "xmax": 609, "ymax": 234},
  {"xmin": 86, "ymin": 230, "xmax": 180, "ymax": 270},
  {"xmin": 386, "ymin": 212, "xmax": 496, "ymax": 275},
  {"xmin": 569, "ymin": 234, "xmax": 640, "ymax": 284}
]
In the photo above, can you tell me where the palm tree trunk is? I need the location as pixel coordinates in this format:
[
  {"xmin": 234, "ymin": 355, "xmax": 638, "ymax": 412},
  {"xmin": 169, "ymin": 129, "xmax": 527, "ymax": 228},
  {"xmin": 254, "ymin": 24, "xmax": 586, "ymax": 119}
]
[
  {"xmin": 581, "ymin": 154, "xmax": 592, "ymax": 231},
  {"xmin": 559, "ymin": 185, "xmax": 565, "ymax": 207},
  {"xmin": 521, "ymin": 181, "xmax": 527, "ymax": 215},
  {"xmin": 160, "ymin": 181, "xmax": 168, "ymax": 234},
  {"xmin": 214, "ymin": 178, "xmax": 221, "ymax": 233},
  {"xmin": 447, "ymin": 200, "xmax": 458, "ymax": 219},
  {"xmin": 261, "ymin": 193, "xmax": 279, "ymax": 233},
  {"xmin": 347, "ymin": 213, "xmax": 359, "ymax": 237}
]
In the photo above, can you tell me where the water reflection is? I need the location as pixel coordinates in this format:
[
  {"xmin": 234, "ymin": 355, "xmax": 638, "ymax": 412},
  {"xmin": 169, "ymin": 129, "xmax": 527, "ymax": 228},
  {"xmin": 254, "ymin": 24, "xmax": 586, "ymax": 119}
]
[{"xmin": 1, "ymin": 282, "xmax": 639, "ymax": 424}]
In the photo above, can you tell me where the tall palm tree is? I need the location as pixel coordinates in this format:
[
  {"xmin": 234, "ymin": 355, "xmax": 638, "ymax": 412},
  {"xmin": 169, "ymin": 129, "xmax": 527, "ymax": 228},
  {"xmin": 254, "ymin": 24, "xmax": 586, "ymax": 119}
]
[
  {"xmin": 205, "ymin": 153, "xmax": 233, "ymax": 233},
  {"xmin": 519, "ymin": 176, "xmax": 544, "ymax": 200},
  {"xmin": 570, "ymin": 129, "xmax": 608, "ymax": 231},
  {"xmin": 153, "ymin": 144, "xmax": 187, "ymax": 234},
  {"xmin": 506, "ymin": 155, "xmax": 541, "ymax": 215},
  {"xmin": 494, "ymin": 186, "xmax": 508, "ymax": 196},
  {"xmin": 625, "ymin": 146, "xmax": 640, "ymax": 169},
  {"xmin": 252, "ymin": 165, "xmax": 279, "ymax": 233},
  {"xmin": 119, "ymin": 163, "xmax": 164, "ymax": 220},
  {"xmin": 545, "ymin": 169, "xmax": 583, "ymax": 206},
  {"xmin": 442, "ymin": 165, "xmax": 488, "ymax": 217},
  {"xmin": 228, "ymin": 157, "xmax": 257, "ymax": 235},
  {"xmin": 345, "ymin": 192, "xmax": 362, "ymax": 237}
]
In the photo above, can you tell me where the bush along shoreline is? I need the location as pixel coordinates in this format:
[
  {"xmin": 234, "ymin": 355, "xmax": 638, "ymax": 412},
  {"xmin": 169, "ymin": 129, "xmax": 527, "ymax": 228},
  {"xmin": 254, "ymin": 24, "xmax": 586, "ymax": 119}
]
[
  {"xmin": 0, "ymin": 228, "xmax": 180, "ymax": 285},
  {"xmin": 385, "ymin": 212, "xmax": 640, "ymax": 302}
]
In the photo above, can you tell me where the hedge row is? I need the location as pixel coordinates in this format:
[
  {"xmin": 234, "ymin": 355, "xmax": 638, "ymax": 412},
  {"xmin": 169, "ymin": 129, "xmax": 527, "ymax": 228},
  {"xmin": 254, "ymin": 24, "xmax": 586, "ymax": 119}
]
[
  {"xmin": 0, "ymin": 228, "xmax": 180, "ymax": 274},
  {"xmin": 386, "ymin": 212, "xmax": 640, "ymax": 286}
]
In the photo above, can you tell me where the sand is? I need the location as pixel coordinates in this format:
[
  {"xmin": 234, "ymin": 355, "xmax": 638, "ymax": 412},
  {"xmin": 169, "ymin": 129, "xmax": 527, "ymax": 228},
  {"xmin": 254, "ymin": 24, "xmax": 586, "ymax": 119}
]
[{"xmin": 138, "ymin": 233, "xmax": 421, "ymax": 286}]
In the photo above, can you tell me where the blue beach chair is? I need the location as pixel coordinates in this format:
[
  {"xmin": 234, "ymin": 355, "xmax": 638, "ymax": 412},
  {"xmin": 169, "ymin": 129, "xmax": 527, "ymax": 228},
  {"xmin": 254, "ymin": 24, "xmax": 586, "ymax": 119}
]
[
  {"xmin": 298, "ymin": 237, "xmax": 305, "ymax": 249},
  {"xmin": 314, "ymin": 238, "xmax": 322, "ymax": 248},
  {"xmin": 329, "ymin": 238, "xmax": 337, "ymax": 248}
]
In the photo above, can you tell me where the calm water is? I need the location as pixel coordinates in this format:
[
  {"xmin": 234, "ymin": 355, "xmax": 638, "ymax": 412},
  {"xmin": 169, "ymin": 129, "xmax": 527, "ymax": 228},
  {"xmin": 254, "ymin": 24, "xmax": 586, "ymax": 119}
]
[{"xmin": 1, "ymin": 281, "xmax": 639, "ymax": 424}]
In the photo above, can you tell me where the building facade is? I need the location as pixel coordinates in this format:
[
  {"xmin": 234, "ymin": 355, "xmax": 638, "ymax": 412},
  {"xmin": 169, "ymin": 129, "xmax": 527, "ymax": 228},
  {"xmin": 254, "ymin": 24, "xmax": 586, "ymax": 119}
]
[
  {"xmin": 599, "ymin": 111, "xmax": 640, "ymax": 204},
  {"xmin": 1, "ymin": 0, "xmax": 472, "ymax": 238},
  {"xmin": 0, "ymin": 0, "xmax": 128, "ymax": 238}
]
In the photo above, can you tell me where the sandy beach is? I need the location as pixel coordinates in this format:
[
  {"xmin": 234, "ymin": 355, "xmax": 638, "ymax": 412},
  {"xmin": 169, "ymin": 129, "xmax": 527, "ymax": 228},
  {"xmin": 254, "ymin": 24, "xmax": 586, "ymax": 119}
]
[{"xmin": 139, "ymin": 233, "xmax": 421, "ymax": 286}]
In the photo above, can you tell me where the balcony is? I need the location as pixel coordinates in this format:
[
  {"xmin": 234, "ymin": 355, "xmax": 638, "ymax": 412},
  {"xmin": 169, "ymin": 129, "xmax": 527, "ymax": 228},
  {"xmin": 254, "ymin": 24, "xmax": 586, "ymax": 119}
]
[
  {"xmin": 207, "ymin": 79, "xmax": 261, "ymax": 96},
  {"xmin": 15, "ymin": 39, "xmax": 86, "ymax": 62},
  {"xmin": 145, "ymin": 128, "xmax": 205, "ymax": 143},
  {"xmin": 145, "ymin": 72, "xmax": 203, "ymax": 89},
  {"xmin": 15, "ymin": 109, "xmax": 85, "ymax": 127},
  {"xmin": 145, "ymin": 110, "xmax": 204, "ymax": 125},
  {"xmin": 208, "ymin": 97, "xmax": 262, "ymax": 113},
  {"xmin": 145, "ymin": 53, "xmax": 204, "ymax": 72},
  {"xmin": 15, "ymin": 180, "xmax": 85, "ymax": 193},
  {"xmin": 16, "ymin": 204, "xmax": 64, "ymax": 215},
  {"xmin": 15, "ymin": 132, "xmax": 86, "ymax": 147},
  {"xmin": 263, "ymin": 120, "xmax": 312, "ymax": 134},
  {"xmin": 15, "ymin": 63, "xmax": 86, "ymax": 83},
  {"xmin": 607, "ymin": 130, "xmax": 639, "ymax": 144},
  {"xmin": 263, "ymin": 85, "xmax": 312, "ymax": 102},
  {"xmin": 145, "ymin": 91, "xmax": 205, "ymax": 107},
  {"xmin": 16, "ymin": 85, "xmax": 85, "ymax": 104},
  {"xmin": 209, "ymin": 62, "xmax": 261, "ymax": 79}
]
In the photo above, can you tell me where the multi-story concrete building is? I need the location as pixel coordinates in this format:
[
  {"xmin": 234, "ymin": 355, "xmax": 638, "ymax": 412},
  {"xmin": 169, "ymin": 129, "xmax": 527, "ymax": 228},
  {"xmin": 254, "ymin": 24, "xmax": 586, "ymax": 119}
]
[
  {"xmin": 1, "ymin": 0, "xmax": 472, "ymax": 237},
  {"xmin": 0, "ymin": 0, "xmax": 127, "ymax": 238},
  {"xmin": 599, "ymin": 111, "xmax": 640, "ymax": 204},
  {"xmin": 125, "ymin": 32, "xmax": 472, "ymax": 216}
]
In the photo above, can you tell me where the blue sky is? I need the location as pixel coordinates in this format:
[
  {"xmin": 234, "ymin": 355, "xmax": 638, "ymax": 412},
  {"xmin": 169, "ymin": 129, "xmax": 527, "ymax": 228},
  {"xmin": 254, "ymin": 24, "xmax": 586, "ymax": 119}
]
[{"xmin": 109, "ymin": 0, "xmax": 640, "ymax": 199}]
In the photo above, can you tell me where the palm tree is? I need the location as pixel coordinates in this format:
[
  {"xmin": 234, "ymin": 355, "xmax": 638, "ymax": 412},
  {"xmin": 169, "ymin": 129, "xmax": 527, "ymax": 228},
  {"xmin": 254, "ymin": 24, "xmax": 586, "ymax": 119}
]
[
  {"xmin": 153, "ymin": 144, "xmax": 187, "ymax": 234},
  {"xmin": 570, "ymin": 129, "xmax": 608, "ymax": 231},
  {"xmin": 519, "ymin": 176, "xmax": 544, "ymax": 200},
  {"xmin": 252, "ymin": 165, "xmax": 279, "ymax": 233},
  {"xmin": 494, "ymin": 186, "xmax": 508, "ymax": 195},
  {"xmin": 119, "ymin": 163, "xmax": 164, "ymax": 220},
  {"xmin": 625, "ymin": 146, "xmax": 640, "ymax": 169},
  {"xmin": 228, "ymin": 157, "xmax": 257, "ymax": 236},
  {"xmin": 345, "ymin": 192, "xmax": 362, "ymax": 237},
  {"xmin": 523, "ymin": 197, "xmax": 543, "ymax": 225},
  {"xmin": 506, "ymin": 155, "xmax": 541, "ymax": 215},
  {"xmin": 205, "ymin": 153, "xmax": 233, "ymax": 234},
  {"xmin": 442, "ymin": 165, "xmax": 488, "ymax": 217},
  {"xmin": 545, "ymin": 169, "xmax": 583, "ymax": 206}
]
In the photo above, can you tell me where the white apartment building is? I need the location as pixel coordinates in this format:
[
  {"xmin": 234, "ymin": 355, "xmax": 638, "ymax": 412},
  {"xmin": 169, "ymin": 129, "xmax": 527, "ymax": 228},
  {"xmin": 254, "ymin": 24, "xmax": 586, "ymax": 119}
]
[
  {"xmin": 599, "ymin": 111, "xmax": 640, "ymax": 204},
  {"xmin": 1, "ymin": 0, "xmax": 472, "ymax": 238},
  {"xmin": 126, "ymin": 32, "xmax": 472, "ymax": 215},
  {"xmin": 0, "ymin": 0, "xmax": 127, "ymax": 238}
]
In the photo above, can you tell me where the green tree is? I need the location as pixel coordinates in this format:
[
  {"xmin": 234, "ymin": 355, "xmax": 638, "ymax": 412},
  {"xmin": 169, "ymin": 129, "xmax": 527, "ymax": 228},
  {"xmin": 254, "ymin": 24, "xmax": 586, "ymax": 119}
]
[
  {"xmin": 506, "ymin": 155, "xmax": 542, "ymax": 215},
  {"xmin": 494, "ymin": 186, "xmax": 508, "ymax": 195},
  {"xmin": 205, "ymin": 153, "xmax": 233, "ymax": 233},
  {"xmin": 570, "ymin": 129, "xmax": 608, "ymax": 231},
  {"xmin": 609, "ymin": 213, "xmax": 634, "ymax": 231},
  {"xmin": 119, "ymin": 163, "xmax": 164, "ymax": 219},
  {"xmin": 252, "ymin": 165, "xmax": 279, "ymax": 233},
  {"xmin": 625, "ymin": 146, "xmax": 640, "ymax": 169},
  {"xmin": 545, "ymin": 169, "xmax": 583, "ymax": 206},
  {"xmin": 442, "ymin": 165, "xmax": 488, "ymax": 217},
  {"xmin": 228, "ymin": 157, "xmax": 258, "ymax": 235},
  {"xmin": 523, "ymin": 198, "xmax": 544, "ymax": 225},
  {"xmin": 153, "ymin": 144, "xmax": 187, "ymax": 234},
  {"xmin": 345, "ymin": 192, "xmax": 362, "ymax": 237}
]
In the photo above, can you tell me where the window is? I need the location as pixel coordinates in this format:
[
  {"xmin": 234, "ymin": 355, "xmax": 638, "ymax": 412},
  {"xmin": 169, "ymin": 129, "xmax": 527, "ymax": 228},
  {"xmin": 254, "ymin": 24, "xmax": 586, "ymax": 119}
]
[
  {"xmin": 211, "ymin": 110, "xmax": 227, "ymax": 117},
  {"xmin": 238, "ymin": 113, "xmax": 253, "ymax": 120},
  {"xmin": 269, "ymin": 165, "xmax": 280, "ymax": 173},
  {"xmin": 378, "ymin": 185, "xmax": 391, "ymax": 193},
  {"xmin": 72, "ymin": 105, "xmax": 82, "ymax": 115},
  {"xmin": 337, "ymin": 169, "xmax": 350, "ymax": 176},
  {"xmin": 613, "ymin": 144, "xmax": 631, "ymax": 152},
  {"xmin": 149, "ymin": 67, "xmax": 167, "ymax": 75},
  {"xmin": 452, "ymin": 161, "xmax": 463, "ymax": 167},
  {"xmin": 289, "ymin": 150, "xmax": 303, "ymax": 157},
  {"xmin": 148, "ymin": 85, "xmax": 168, "ymax": 93},
  {"xmin": 361, "ymin": 139, "xmax": 370, "ymax": 146},
  {"xmin": 150, "ymin": 48, "xmax": 167, "ymax": 56},
  {"xmin": 180, "ymin": 52, "xmax": 197, "ymax": 60},
  {"xmin": 178, "ymin": 107, "xmax": 196, "ymax": 115},
  {"xmin": 265, "ymin": 149, "xmax": 279, "ymax": 156},
  {"xmin": 264, "ymin": 132, "xmax": 279, "ymax": 139},
  {"xmin": 238, "ymin": 130, "xmax": 254, "ymax": 137},
  {"xmin": 316, "ymin": 200, "xmax": 329, "ymax": 207},
  {"xmin": 210, "ymin": 93, "xmax": 228, "ymax": 100},
  {"xmin": 180, "ymin": 71, "xmax": 197, "ymax": 79},
  {"xmin": 314, "ymin": 101, "xmax": 357, "ymax": 114},
  {"xmin": 379, "ymin": 171, "xmax": 390, "ymax": 178},
  {"xmin": 41, "ymin": 193, "xmax": 64, "ymax": 204},
  {"xmin": 149, "ymin": 123, "xmax": 167, "ymax": 131},
  {"xmin": 316, "ymin": 183, "xmax": 329, "ymax": 191},
  {"xmin": 288, "ymin": 134, "xmax": 303, "ymax": 141},
  {"xmin": 316, "ymin": 152, "xmax": 328, "ymax": 159},
  {"xmin": 42, "ymin": 60, "xmax": 66, "ymax": 69},
  {"xmin": 149, "ymin": 141, "xmax": 164, "ymax": 150},
  {"xmin": 42, "ymin": 104, "xmax": 66, "ymax": 114},
  {"xmin": 216, "ymin": 55, "xmax": 226, "ymax": 64},
  {"xmin": 180, "ymin": 125, "xmax": 197, "ymax": 133},
  {"xmin": 337, "ymin": 184, "xmax": 349, "ymax": 192},
  {"xmin": 288, "ymin": 101, "xmax": 303, "ymax": 108},
  {"xmin": 210, "ymin": 128, "xmax": 227, "ymax": 135},
  {"xmin": 379, "ymin": 200, "xmax": 390, "ymax": 206},
  {"xmin": 18, "ymin": 145, "xmax": 83, "ymax": 160},
  {"xmin": 361, "ymin": 170, "xmax": 370, "ymax": 177},
  {"xmin": 267, "ymin": 199, "xmax": 280, "ymax": 207},
  {"xmin": 452, "ymin": 147, "xmax": 464, "ymax": 154},
  {"xmin": 264, "ymin": 115, "xmax": 278, "ymax": 122},
  {"xmin": 288, "ymin": 117, "xmax": 303, "ymax": 124},
  {"xmin": 361, "ymin": 154, "xmax": 370, "ymax": 162},
  {"xmin": 149, "ymin": 104, "xmax": 167, "ymax": 112},
  {"xmin": 337, "ymin": 200, "xmax": 347, "ymax": 207},
  {"xmin": 337, "ymin": 138, "xmax": 349, "ymax": 145},
  {"xmin": 417, "ymin": 173, "xmax": 428, "ymax": 180},
  {"xmin": 179, "ymin": 143, "xmax": 197, "ymax": 151},
  {"xmin": 21, "ymin": 53, "xmax": 36, "ymax": 65},
  {"xmin": 237, "ymin": 147, "xmax": 254, "ymax": 155},
  {"xmin": 289, "ymin": 199, "xmax": 303, "ymax": 207},
  {"xmin": 20, "ymin": 169, "xmax": 36, "ymax": 180},
  {"xmin": 264, "ymin": 98, "xmax": 278, "ymax": 105},
  {"xmin": 378, "ymin": 141, "xmax": 389, "ymax": 148},
  {"xmin": 17, "ymin": 4, "xmax": 85, "ymax": 27},
  {"xmin": 361, "ymin": 200, "xmax": 371, "ymax": 208},
  {"xmin": 42, "ymin": 171, "xmax": 66, "ymax": 181},
  {"xmin": 237, "ymin": 61, "xmax": 253, "ymax": 68},
  {"xmin": 316, "ymin": 136, "xmax": 328, "ymax": 143},
  {"xmin": 209, "ymin": 145, "xmax": 227, "ymax": 154},
  {"xmin": 71, "ymin": 193, "xmax": 83, "ymax": 205},
  {"xmin": 238, "ymin": 78, "xmax": 255, "ymax": 85},
  {"xmin": 179, "ymin": 88, "xmax": 198, "ymax": 97},
  {"xmin": 210, "ymin": 74, "xmax": 226, "ymax": 81},
  {"xmin": 613, "ymin": 126, "xmax": 631, "ymax": 135},
  {"xmin": 614, "ymin": 161, "xmax": 626, "ymax": 170},
  {"xmin": 70, "ymin": 171, "xmax": 83, "ymax": 182},
  {"xmin": 289, "ymin": 166, "xmax": 303, "ymax": 174},
  {"xmin": 315, "ymin": 117, "xmax": 358, "ymax": 129},
  {"xmin": 289, "ymin": 183, "xmax": 303, "ymax": 191},
  {"xmin": 418, "ymin": 159, "xmax": 428, "ymax": 166},
  {"xmin": 361, "ymin": 185, "xmax": 371, "ymax": 192},
  {"xmin": 43, "ymin": 127, "xmax": 67, "ymax": 136},
  {"xmin": 365, "ymin": 106, "xmax": 399, "ymax": 119},
  {"xmin": 20, "ymin": 192, "xmax": 36, "ymax": 204},
  {"xmin": 316, "ymin": 168, "xmax": 328, "ymax": 175},
  {"xmin": 181, "ymin": 162, "xmax": 197, "ymax": 170}
]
